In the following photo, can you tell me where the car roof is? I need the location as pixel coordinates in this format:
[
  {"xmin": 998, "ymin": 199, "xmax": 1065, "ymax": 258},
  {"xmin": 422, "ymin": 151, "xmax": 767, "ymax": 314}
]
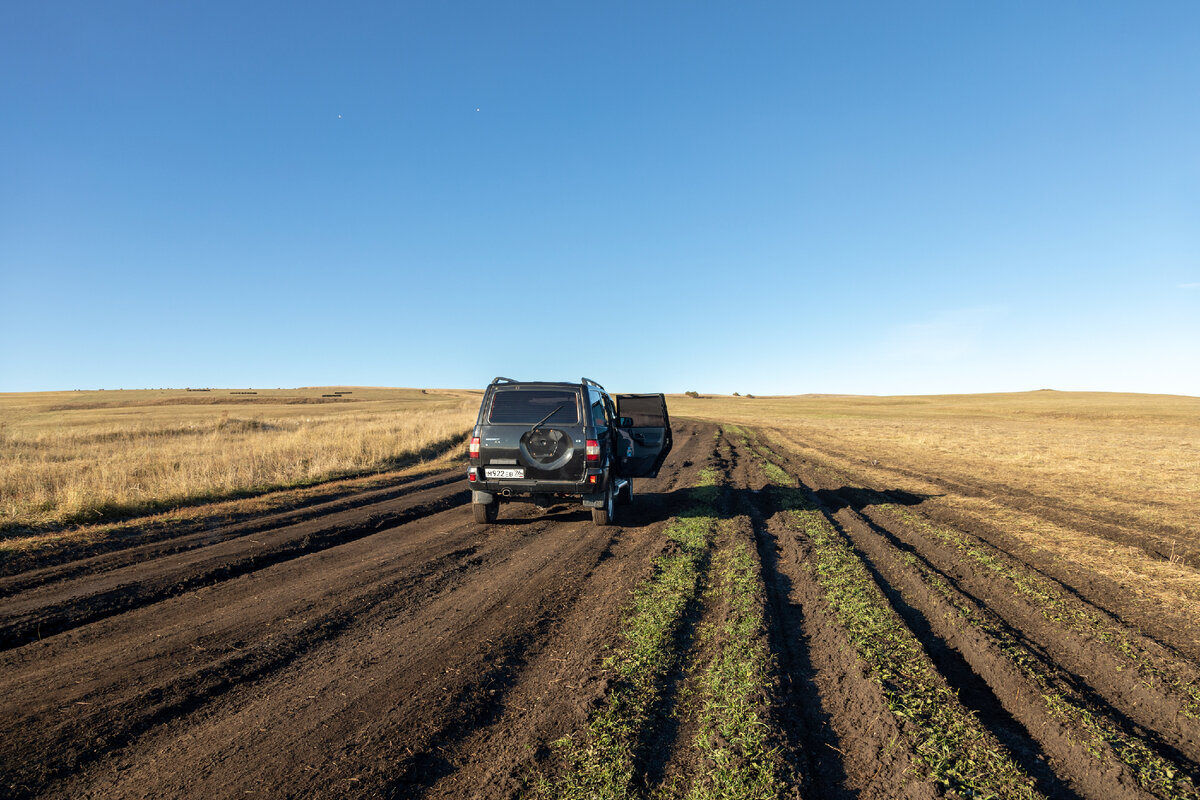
[
  {"xmin": 487, "ymin": 378, "xmax": 609, "ymax": 394},
  {"xmin": 490, "ymin": 382, "xmax": 596, "ymax": 392}
]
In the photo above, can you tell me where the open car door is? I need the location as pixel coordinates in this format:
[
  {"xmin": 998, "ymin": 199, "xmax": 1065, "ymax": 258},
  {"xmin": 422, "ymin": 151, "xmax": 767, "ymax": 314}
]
[{"xmin": 614, "ymin": 394, "xmax": 673, "ymax": 478}]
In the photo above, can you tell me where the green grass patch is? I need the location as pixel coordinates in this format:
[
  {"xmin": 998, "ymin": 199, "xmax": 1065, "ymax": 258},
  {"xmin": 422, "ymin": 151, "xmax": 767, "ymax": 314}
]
[
  {"xmin": 743, "ymin": 441, "xmax": 1041, "ymax": 799},
  {"xmin": 886, "ymin": 506, "xmax": 1200, "ymax": 720},
  {"xmin": 721, "ymin": 426, "xmax": 790, "ymax": 488},
  {"xmin": 738, "ymin": 421, "xmax": 1197, "ymax": 798},
  {"xmin": 686, "ymin": 533, "xmax": 792, "ymax": 800},
  {"xmin": 722, "ymin": 424, "xmax": 748, "ymax": 439},
  {"xmin": 756, "ymin": 460, "xmax": 791, "ymax": 488},
  {"xmin": 904, "ymin": 551, "xmax": 1199, "ymax": 800},
  {"xmin": 541, "ymin": 469, "xmax": 721, "ymax": 799},
  {"xmin": 790, "ymin": 503, "xmax": 1042, "ymax": 799}
]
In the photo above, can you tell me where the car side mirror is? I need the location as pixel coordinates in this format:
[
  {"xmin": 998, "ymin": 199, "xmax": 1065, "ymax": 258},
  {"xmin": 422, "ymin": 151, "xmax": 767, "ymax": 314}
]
[{"xmin": 616, "ymin": 416, "xmax": 634, "ymax": 428}]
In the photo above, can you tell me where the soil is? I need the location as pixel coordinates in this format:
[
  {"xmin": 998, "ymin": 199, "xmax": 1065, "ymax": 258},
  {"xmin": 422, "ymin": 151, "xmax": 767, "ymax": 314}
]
[{"xmin": 1, "ymin": 420, "xmax": 1197, "ymax": 799}]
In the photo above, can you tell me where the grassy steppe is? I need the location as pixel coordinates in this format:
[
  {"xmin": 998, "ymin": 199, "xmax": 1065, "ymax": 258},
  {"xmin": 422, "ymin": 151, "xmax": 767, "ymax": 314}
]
[
  {"xmin": 672, "ymin": 390, "xmax": 1200, "ymax": 639},
  {"xmin": 669, "ymin": 390, "xmax": 1199, "ymax": 535},
  {"xmin": 2, "ymin": 391, "xmax": 1197, "ymax": 799},
  {"xmin": 0, "ymin": 387, "xmax": 478, "ymax": 535}
]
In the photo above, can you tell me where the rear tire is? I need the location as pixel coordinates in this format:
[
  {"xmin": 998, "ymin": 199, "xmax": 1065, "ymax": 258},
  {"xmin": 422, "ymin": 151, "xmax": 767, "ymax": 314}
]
[
  {"xmin": 591, "ymin": 483, "xmax": 615, "ymax": 526},
  {"xmin": 473, "ymin": 501, "xmax": 498, "ymax": 524}
]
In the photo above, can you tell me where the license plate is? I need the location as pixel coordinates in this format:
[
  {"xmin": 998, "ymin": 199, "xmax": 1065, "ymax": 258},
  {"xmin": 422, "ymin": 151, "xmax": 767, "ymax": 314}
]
[{"xmin": 484, "ymin": 467, "xmax": 525, "ymax": 479}]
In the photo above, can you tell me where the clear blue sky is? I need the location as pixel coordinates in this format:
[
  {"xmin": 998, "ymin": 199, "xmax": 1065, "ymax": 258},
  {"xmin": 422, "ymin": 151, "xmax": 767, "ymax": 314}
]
[{"xmin": 3, "ymin": 1, "xmax": 1198, "ymax": 396}]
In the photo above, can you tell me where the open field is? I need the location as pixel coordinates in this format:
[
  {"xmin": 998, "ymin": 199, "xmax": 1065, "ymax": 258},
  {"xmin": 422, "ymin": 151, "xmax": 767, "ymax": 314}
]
[
  {"xmin": 669, "ymin": 391, "xmax": 1200, "ymax": 554},
  {"xmin": 1, "ymin": 391, "xmax": 1197, "ymax": 798},
  {"xmin": 672, "ymin": 391, "xmax": 1200, "ymax": 654},
  {"xmin": 0, "ymin": 387, "xmax": 479, "ymax": 538}
]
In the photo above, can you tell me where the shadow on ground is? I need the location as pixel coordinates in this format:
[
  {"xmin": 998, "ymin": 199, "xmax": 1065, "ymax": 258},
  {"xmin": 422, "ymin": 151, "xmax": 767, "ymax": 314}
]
[{"xmin": 487, "ymin": 486, "xmax": 932, "ymax": 529}]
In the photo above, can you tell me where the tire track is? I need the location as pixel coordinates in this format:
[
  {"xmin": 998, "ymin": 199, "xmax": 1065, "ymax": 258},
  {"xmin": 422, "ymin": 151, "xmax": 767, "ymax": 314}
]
[
  {"xmin": 423, "ymin": 423, "xmax": 718, "ymax": 800},
  {"xmin": 760, "ymin": 427, "xmax": 1200, "ymax": 662},
  {"xmin": 828, "ymin": 504, "xmax": 1126, "ymax": 799},
  {"xmin": 1, "ymin": 508, "xmax": 486, "ymax": 797},
  {"xmin": 865, "ymin": 502, "xmax": 1200, "ymax": 738},
  {"xmin": 0, "ymin": 465, "xmax": 466, "ymax": 584},
  {"xmin": 6, "ymin": 418, "xmax": 1193, "ymax": 799},
  {"xmin": 51, "ymin": 424, "xmax": 716, "ymax": 800},
  {"xmin": 752, "ymin": 428, "xmax": 1200, "ymax": 745},
  {"xmin": 0, "ymin": 424, "xmax": 713, "ymax": 799},
  {"xmin": 721, "ymin": 431, "xmax": 937, "ymax": 800},
  {"xmin": 0, "ymin": 472, "xmax": 468, "ymax": 650},
  {"xmin": 845, "ymin": 504, "xmax": 1199, "ymax": 798},
  {"xmin": 734, "ymin": 424, "xmax": 1200, "ymax": 800}
]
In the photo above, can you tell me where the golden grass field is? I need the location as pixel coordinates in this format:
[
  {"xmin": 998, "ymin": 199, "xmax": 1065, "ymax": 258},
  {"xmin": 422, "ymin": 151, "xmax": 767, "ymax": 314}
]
[
  {"xmin": 0, "ymin": 387, "xmax": 479, "ymax": 535},
  {"xmin": 670, "ymin": 391, "xmax": 1200, "ymax": 534},
  {"xmin": 671, "ymin": 390, "xmax": 1200, "ymax": 631},
  {"xmin": 4, "ymin": 384, "xmax": 1197, "ymax": 624}
]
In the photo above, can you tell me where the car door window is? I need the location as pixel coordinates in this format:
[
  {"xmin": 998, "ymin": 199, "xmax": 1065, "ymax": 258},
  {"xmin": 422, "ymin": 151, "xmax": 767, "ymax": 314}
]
[{"xmin": 591, "ymin": 394, "xmax": 608, "ymax": 427}]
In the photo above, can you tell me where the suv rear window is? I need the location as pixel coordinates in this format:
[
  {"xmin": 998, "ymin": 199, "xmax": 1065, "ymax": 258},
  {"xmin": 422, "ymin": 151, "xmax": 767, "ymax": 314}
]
[{"xmin": 488, "ymin": 389, "xmax": 580, "ymax": 424}]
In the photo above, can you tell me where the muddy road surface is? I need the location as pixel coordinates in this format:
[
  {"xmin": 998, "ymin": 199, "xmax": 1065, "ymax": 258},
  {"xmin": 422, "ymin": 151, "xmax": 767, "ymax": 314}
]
[{"xmin": 2, "ymin": 421, "xmax": 1197, "ymax": 799}]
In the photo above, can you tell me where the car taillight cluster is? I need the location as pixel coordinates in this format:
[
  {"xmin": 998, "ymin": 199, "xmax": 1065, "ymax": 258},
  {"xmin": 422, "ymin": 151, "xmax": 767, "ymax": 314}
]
[
  {"xmin": 469, "ymin": 437, "xmax": 480, "ymax": 459},
  {"xmin": 586, "ymin": 439, "xmax": 600, "ymax": 461}
]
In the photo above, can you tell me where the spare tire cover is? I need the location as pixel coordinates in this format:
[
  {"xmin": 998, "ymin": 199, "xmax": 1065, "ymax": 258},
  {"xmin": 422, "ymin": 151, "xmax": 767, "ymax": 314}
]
[{"xmin": 519, "ymin": 428, "xmax": 573, "ymax": 471}]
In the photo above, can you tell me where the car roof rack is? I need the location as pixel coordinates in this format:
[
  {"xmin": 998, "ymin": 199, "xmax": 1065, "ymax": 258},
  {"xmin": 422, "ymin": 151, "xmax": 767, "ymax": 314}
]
[
  {"xmin": 491, "ymin": 376, "xmax": 518, "ymax": 384},
  {"xmin": 581, "ymin": 377, "xmax": 606, "ymax": 391}
]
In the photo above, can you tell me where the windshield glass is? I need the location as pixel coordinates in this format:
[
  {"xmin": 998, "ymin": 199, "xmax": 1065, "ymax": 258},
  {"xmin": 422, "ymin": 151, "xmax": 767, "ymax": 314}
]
[{"xmin": 488, "ymin": 389, "xmax": 580, "ymax": 425}]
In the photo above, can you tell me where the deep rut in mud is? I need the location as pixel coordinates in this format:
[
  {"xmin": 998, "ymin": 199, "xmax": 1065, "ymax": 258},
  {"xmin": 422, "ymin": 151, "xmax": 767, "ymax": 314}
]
[{"xmin": 2, "ymin": 421, "xmax": 1197, "ymax": 800}]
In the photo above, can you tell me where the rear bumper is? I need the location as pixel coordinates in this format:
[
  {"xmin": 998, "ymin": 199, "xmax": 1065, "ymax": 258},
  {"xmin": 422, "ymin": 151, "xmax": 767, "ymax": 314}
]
[
  {"xmin": 468, "ymin": 467, "xmax": 611, "ymax": 505},
  {"xmin": 473, "ymin": 486, "xmax": 617, "ymax": 508}
]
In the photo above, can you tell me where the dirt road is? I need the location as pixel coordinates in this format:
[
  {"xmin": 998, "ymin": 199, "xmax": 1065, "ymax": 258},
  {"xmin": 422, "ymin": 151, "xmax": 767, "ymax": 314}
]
[{"xmin": 2, "ymin": 421, "xmax": 1197, "ymax": 799}]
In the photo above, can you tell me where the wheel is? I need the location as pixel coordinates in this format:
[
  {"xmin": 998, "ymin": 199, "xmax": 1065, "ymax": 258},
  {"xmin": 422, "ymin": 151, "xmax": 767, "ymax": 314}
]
[
  {"xmin": 591, "ymin": 482, "xmax": 615, "ymax": 526},
  {"xmin": 473, "ymin": 501, "xmax": 498, "ymax": 524}
]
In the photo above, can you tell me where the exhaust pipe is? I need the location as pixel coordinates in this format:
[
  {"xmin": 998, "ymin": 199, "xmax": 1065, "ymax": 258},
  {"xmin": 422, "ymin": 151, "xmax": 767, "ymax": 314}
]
[{"xmin": 502, "ymin": 488, "xmax": 513, "ymax": 497}]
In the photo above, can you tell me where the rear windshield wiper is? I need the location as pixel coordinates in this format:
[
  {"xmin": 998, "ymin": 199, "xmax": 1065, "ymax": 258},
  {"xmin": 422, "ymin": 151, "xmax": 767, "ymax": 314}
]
[{"xmin": 529, "ymin": 403, "xmax": 566, "ymax": 433}]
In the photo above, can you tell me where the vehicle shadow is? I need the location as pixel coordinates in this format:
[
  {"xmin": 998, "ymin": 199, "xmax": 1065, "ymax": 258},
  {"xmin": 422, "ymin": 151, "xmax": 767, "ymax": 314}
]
[
  {"xmin": 812, "ymin": 486, "xmax": 934, "ymax": 513},
  {"xmin": 618, "ymin": 485, "xmax": 934, "ymax": 528},
  {"xmin": 491, "ymin": 504, "xmax": 592, "ymax": 526},
  {"xmin": 486, "ymin": 485, "xmax": 934, "ymax": 529}
]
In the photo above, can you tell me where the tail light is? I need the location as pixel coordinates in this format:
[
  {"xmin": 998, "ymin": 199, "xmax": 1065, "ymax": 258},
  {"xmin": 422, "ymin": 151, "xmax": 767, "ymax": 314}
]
[
  {"xmin": 586, "ymin": 439, "xmax": 600, "ymax": 462},
  {"xmin": 469, "ymin": 437, "xmax": 480, "ymax": 459}
]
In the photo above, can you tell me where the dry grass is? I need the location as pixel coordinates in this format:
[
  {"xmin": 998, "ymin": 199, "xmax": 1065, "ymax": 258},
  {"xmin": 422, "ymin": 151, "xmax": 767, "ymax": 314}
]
[
  {"xmin": 670, "ymin": 390, "xmax": 1200, "ymax": 538},
  {"xmin": 671, "ymin": 390, "xmax": 1200, "ymax": 631},
  {"xmin": 0, "ymin": 387, "xmax": 479, "ymax": 532}
]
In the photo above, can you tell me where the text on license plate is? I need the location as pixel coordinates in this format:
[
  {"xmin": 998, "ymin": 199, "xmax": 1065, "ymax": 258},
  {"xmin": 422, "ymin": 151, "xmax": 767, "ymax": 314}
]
[{"xmin": 484, "ymin": 467, "xmax": 525, "ymax": 479}]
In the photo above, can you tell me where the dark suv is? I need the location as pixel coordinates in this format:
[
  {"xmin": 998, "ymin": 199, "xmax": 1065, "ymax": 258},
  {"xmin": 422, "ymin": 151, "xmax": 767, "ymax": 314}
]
[{"xmin": 467, "ymin": 377, "xmax": 672, "ymax": 525}]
